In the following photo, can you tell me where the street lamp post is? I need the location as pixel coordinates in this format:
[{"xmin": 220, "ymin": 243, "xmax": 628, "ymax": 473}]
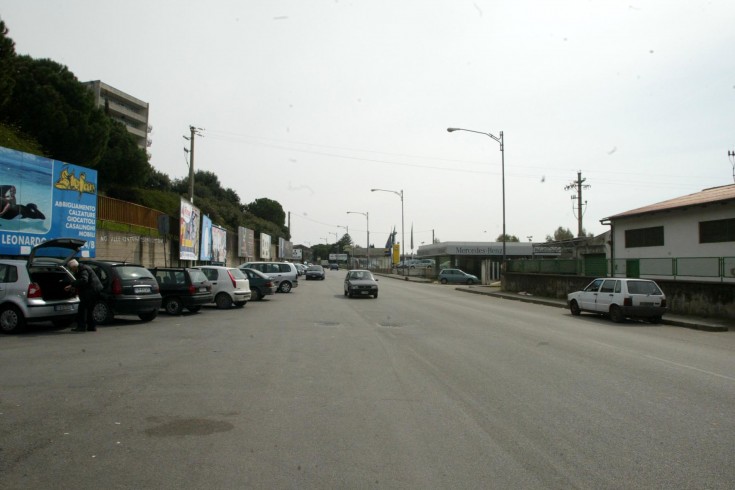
[
  {"xmin": 447, "ymin": 127, "xmax": 506, "ymax": 267},
  {"xmin": 347, "ymin": 211, "xmax": 369, "ymax": 269},
  {"xmin": 371, "ymin": 188, "xmax": 404, "ymax": 270}
]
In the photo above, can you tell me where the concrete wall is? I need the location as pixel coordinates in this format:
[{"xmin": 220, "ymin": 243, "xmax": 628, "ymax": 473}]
[
  {"xmin": 503, "ymin": 272, "xmax": 735, "ymax": 320},
  {"xmin": 95, "ymin": 229, "xmax": 250, "ymax": 268}
]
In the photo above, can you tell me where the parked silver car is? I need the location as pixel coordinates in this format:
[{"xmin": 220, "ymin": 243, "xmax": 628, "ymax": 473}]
[
  {"xmin": 196, "ymin": 266, "xmax": 251, "ymax": 309},
  {"xmin": 438, "ymin": 268, "xmax": 479, "ymax": 285},
  {"xmin": 0, "ymin": 238, "xmax": 83, "ymax": 334},
  {"xmin": 567, "ymin": 277, "xmax": 667, "ymax": 323},
  {"xmin": 239, "ymin": 261, "xmax": 299, "ymax": 293}
]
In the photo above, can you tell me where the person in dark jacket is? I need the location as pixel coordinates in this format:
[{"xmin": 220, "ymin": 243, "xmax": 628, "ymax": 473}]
[{"xmin": 65, "ymin": 259, "xmax": 103, "ymax": 332}]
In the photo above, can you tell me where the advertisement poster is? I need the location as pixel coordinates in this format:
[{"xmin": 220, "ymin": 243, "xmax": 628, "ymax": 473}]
[
  {"xmin": 238, "ymin": 226, "xmax": 254, "ymax": 260},
  {"xmin": 260, "ymin": 233, "xmax": 271, "ymax": 260},
  {"xmin": 200, "ymin": 214, "xmax": 212, "ymax": 261},
  {"xmin": 211, "ymin": 225, "xmax": 227, "ymax": 264},
  {"xmin": 0, "ymin": 146, "xmax": 98, "ymax": 256},
  {"xmin": 179, "ymin": 198, "xmax": 200, "ymax": 260}
]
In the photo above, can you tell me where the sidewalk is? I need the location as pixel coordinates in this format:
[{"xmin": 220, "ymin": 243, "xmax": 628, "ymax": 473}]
[{"xmin": 376, "ymin": 273, "xmax": 732, "ymax": 332}]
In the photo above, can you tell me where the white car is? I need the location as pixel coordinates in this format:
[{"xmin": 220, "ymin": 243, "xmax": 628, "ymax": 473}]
[
  {"xmin": 196, "ymin": 266, "xmax": 251, "ymax": 309},
  {"xmin": 567, "ymin": 277, "xmax": 667, "ymax": 323},
  {"xmin": 0, "ymin": 238, "xmax": 83, "ymax": 334}
]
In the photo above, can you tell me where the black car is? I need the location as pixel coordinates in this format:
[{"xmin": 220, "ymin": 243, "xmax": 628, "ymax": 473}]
[
  {"xmin": 148, "ymin": 267, "xmax": 213, "ymax": 314},
  {"xmin": 305, "ymin": 265, "xmax": 326, "ymax": 280},
  {"xmin": 241, "ymin": 267, "xmax": 277, "ymax": 300},
  {"xmin": 83, "ymin": 260, "xmax": 162, "ymax": 324}
]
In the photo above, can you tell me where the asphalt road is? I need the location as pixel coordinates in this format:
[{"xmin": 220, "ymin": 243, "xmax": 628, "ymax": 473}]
[{"xmin": 2, "ymin": 271, "xmax": 734, "ymax": 489}]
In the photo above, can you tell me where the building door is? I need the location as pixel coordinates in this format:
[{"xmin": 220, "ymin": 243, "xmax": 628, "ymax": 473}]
[{"xmin": 626, "ymin": 259, "xmax": 640, "ymax": 278}]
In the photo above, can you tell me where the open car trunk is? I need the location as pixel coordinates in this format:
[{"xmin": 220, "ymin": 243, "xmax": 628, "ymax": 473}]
[{"xmin": 28, "ymin": 265, "xmax": 78, "ymax": 301}]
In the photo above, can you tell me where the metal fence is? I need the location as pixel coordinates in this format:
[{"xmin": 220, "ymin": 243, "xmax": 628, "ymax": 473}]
[
  {"xmin": 97, "ymin": 195, "xmax": 167, "ymax": 232},
  {"xmin": 508, "ymin": 256, "xmax": 735, "ymax": 282}
]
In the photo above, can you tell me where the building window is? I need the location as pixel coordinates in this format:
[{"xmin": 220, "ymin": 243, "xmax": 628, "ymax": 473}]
[
  {"xmin": 699, "ymin": 218, "xmax": 735, "ymax": 243},
  {"xmin": 625, "ymin": 226, "xmax": 664, "ymax": 248}
]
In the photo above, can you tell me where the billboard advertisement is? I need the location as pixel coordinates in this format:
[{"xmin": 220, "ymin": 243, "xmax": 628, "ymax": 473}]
[
  {"xmin": 211, "ymin": 224, "xmax": 227, "ymax": 264},
  {"xmin": 259, "ymin": 233, "xmax": 271, "ymax": 259},
  {"xmin": 200, "ymin": 214, "xmax": 213, "ymax": 261},
  {"xmin": 179, "ymin": 198, "xmax": 200, "ymax": 260},
  {"xmin": 0, "ymin": 146, "xmax": 98, "ymax": 256},
  {"xmin": 238, "ymin": 226, "xmax": 254, "ymax": 259}
]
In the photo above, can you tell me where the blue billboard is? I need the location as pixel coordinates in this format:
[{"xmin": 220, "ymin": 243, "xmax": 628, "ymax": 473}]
[{"xmin": 0, "ymin": 146, "xmax": 98, "ymax": 256}]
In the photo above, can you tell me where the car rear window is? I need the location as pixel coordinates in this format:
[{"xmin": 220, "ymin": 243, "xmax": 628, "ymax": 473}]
[
  {"xmin": 228, "ymin": 268, "xmax": 246, "ymax": 279},
  {"xmin": 116, "ymin": 266, "xmax": 156, "ymax": 280},
  {"xmin": 188, "ymin": 269, "xmax": 208, "ymax": 283},
  {"xmin": 627, "ymin": 280, "xmax": 662, "ymax": 295}
]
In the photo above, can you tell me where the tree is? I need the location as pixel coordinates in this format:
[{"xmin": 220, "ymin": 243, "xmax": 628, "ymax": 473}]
[
  {"xmin": 0, "ymin": 19, "xmax": 16, "ymax": 112},
  {"xmin": 496, "ymin": 234, "xmax": 520, "ymax": 242},
  {"xmin": 246, "ymin": 197, "xmax": 285, "ymax": 226},
  {"xmin": 3, "ymin": 56, "xmax": 110, "ymax": 166},
  {"xmin": 546, "ymin": 226, "xmax": 574, "ymax": 242},
  {"xmin": 97, "ymin": 121, "xmax": 152, "ymax": 191}
]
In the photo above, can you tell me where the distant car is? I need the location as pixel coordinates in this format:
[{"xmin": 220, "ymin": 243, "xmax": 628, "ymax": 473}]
[
  {"xmin": 240, "ymin": 261, "xmax": 299, "ymax": 293},
  {"xmin": 329, "ymin": 263, "xmax": 339, "ymax": 271},
  {"xmin": 83, "ymin": 260, "xmax": 161, "ymax": 324},
  {"xmin": 149, "ymin": 267, "xmax": 213, "ymax": 315},
  {"xmin": 567, "ymin": 277, "xmax": 667, "ymax": 323},
  {"xmin": 295, "ymin": 263, "xmax": 307, "ymax": 276},
  {"xmin": 240, "ymin": 267, "xmax": 277, "ymax": 300},
  {"xmin": 438, "ymin": 268, "xmax": 479, "ymax": 285},
  {"xmin": 344, "ymin": 269, "xmax": 379, "ymax": 298},
  {"xmin": 196, "ymin": 266, "xmax": 251, "ymax": 309},
  {"xmin": 0, "ymin": 238, "xmax": 82, "ymax": 334},
  {"xmin": 305, "ymin": 265, "xmax": 326, "ymax": 280}
]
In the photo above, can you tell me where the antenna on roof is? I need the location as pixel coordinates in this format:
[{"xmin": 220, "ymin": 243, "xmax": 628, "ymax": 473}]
[{"xmin": 728, "ymin": 149, "xmax": 735, "ymax": 183}]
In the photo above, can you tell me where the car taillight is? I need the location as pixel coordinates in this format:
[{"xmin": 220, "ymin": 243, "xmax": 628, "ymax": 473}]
[
  {"xmin": 227, "ymin": 270, "xmax": 237, "ymax": 288},
  {"xmin": 623, "ymin": 297, "xmax": 632, "ymax": 307},
  {"xmin": 112, "ymin": 277, "xmax": 122, "ymax": 295},
  {"xmin": 265, "ymin": 281, "xmax": 273, "ymax": 287},
  {"xmin": 27, "ymin": 282, "xmax": 42, "ymax": 299},
  {"xmin": 188, "ymin": 285, "xmax": 196, "ymax": 294}
]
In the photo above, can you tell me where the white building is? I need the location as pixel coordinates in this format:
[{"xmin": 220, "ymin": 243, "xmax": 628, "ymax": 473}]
[
  {"xmin": 84, "ymin": 80, "xmax": 150, "ymax": 150},
  {"xmin": 601, "ymin": 184, "xmax": 735, "ymax": 282}
]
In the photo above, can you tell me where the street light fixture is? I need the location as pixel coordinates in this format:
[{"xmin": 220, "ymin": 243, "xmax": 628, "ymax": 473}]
[
  {"xmin": 447, "ymin": 127, "xmax": 506, "ymax": 266},
  {"xmin": 371, "ymin": 188, "xmax": 404, "ymax": 269},
  {"xmin": 347, "ymin": 211, "xmax": 369, "ymax": 269}
]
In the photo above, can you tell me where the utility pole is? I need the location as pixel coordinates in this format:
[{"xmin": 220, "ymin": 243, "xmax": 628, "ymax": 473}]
[
  {"xmin": 184, "ymin": 125, "xmax": 204, "ymax": 203},
  {"xmin": 564, "ymin": 170, "xmax": 591, "ymax": 237},
  {"xmin": 729, "ymin": 149, "xmax": 735, "ymax": 183}
]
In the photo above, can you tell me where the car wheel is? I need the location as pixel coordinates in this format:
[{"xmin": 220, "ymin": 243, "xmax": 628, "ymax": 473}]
[
  {"xmin": 569, "ymin": 300, "xmax": 581, "ymax": 316},
  {"xmin": 93, "ymin": 301, "xmax": 114, "ymax": 325},
  {"xmin": 215, "ymin": 292, "xmax": 233, "ymax": 309},
  {"xmin": 609, "ymin": 305, "xmax": 624, "ymax": 323},
  {"xmin": 440, "ymin": 278, "xmax": 448, "ymax": 284},
  {"xmin": 164, "ymin": 297, "xmax": 183, "ymax": 315},
  {"xmin": 279, "ymin": 281, "xmax": 292, "ymax": 293},
  {"xmin": 344, "ymin": 289, "xmax": 348, "ymax": 296},
  {"xmin": 466, "ymin": 279, "xmax": 475, "ymax": 285},
  {"xmin": 373, "ymin": 291, "xmax": 378, "ymax": 298},
  {"xmin": 187, "ymin": 306, "xmax": 202, "ymax": 313},
  {"xmin": 251, "ymin": 288, "xmax": 263, "ymax": 301},
  {"xmin": 138, "ymin": 310, "xmax": 158, "ymax": 322},
  {"xmin": 0, "ymin": 305, "xmax": 25, "ymax": 334},
  {"xmin": 234, "ymin": 301, "xmax": 246, "ymax": 308}
]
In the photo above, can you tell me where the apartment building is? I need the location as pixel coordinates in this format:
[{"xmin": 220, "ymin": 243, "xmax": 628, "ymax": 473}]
[{"xmin": 84, "ymin": 80, "xmax": 150, "ymax": 150}]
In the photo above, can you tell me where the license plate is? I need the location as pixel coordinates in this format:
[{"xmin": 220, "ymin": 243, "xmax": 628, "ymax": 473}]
[
  {"xmin": 135, "ymin": 286, "xmax": 151, "ymax": 294},
  {"xmin": 200, "ymin": 287, "xmax": 208, "ymax": 292},
  {"xmin": 361, "ymin": 291, "xmax": 370, "ymax": 295},
  {"xmin": 55, "ymin": 304, "xmax": 74, "ymax": 312}
]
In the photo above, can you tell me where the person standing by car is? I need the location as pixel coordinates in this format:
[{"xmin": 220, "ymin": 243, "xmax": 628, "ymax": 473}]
[{"xmin": 65, "ymin": 259, "xmax": 103, "ymax": 332}]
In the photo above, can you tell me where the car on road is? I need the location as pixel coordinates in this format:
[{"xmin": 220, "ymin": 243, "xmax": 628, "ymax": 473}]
[
  {"xmin": 567, "ymin": 277, "xmax": 667, "ymax": 323},
  {"xmin": 196, "ymin": 266, "xmax": 251, "ymax": 309},
  {"xmin": 329, "ymin": 263, "xmax": 339, "ymax": 271},
  {"xmin": 295, "ymin": 263, "xmax": 307, "ymax": 276},
  {"xmin": 438, "ymin": 268, "xmax": 479, "ymax": 285},
  {"xmin": 344, "ymin": 269, "xmax": 379, "ymax": 298},
  {"xmin": 239, "ymin": 261, "xmax": 299, "ymax": 293},
  {"xmin": 83, "ymin": 260, "xmax": 161, "ymax": 324},
  {"xmin": 305, "ymin": 265, "xmax": 326, "ymax": 280},
  {"xmin": 0, "ymin": 238, "xmax": 82, "ymax": 334},
  {"xmin": 149, "ymin": 267, "xmax": 213, "ymax": 315},
  {"xmin": 240, "ymin": 267, "xmax": 277, "ymax": 300}
]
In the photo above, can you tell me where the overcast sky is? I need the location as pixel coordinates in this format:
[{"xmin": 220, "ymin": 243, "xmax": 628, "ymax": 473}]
[{"xmin": 3, "ymin": 1, "xmax": 734, "ymax": 251}]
